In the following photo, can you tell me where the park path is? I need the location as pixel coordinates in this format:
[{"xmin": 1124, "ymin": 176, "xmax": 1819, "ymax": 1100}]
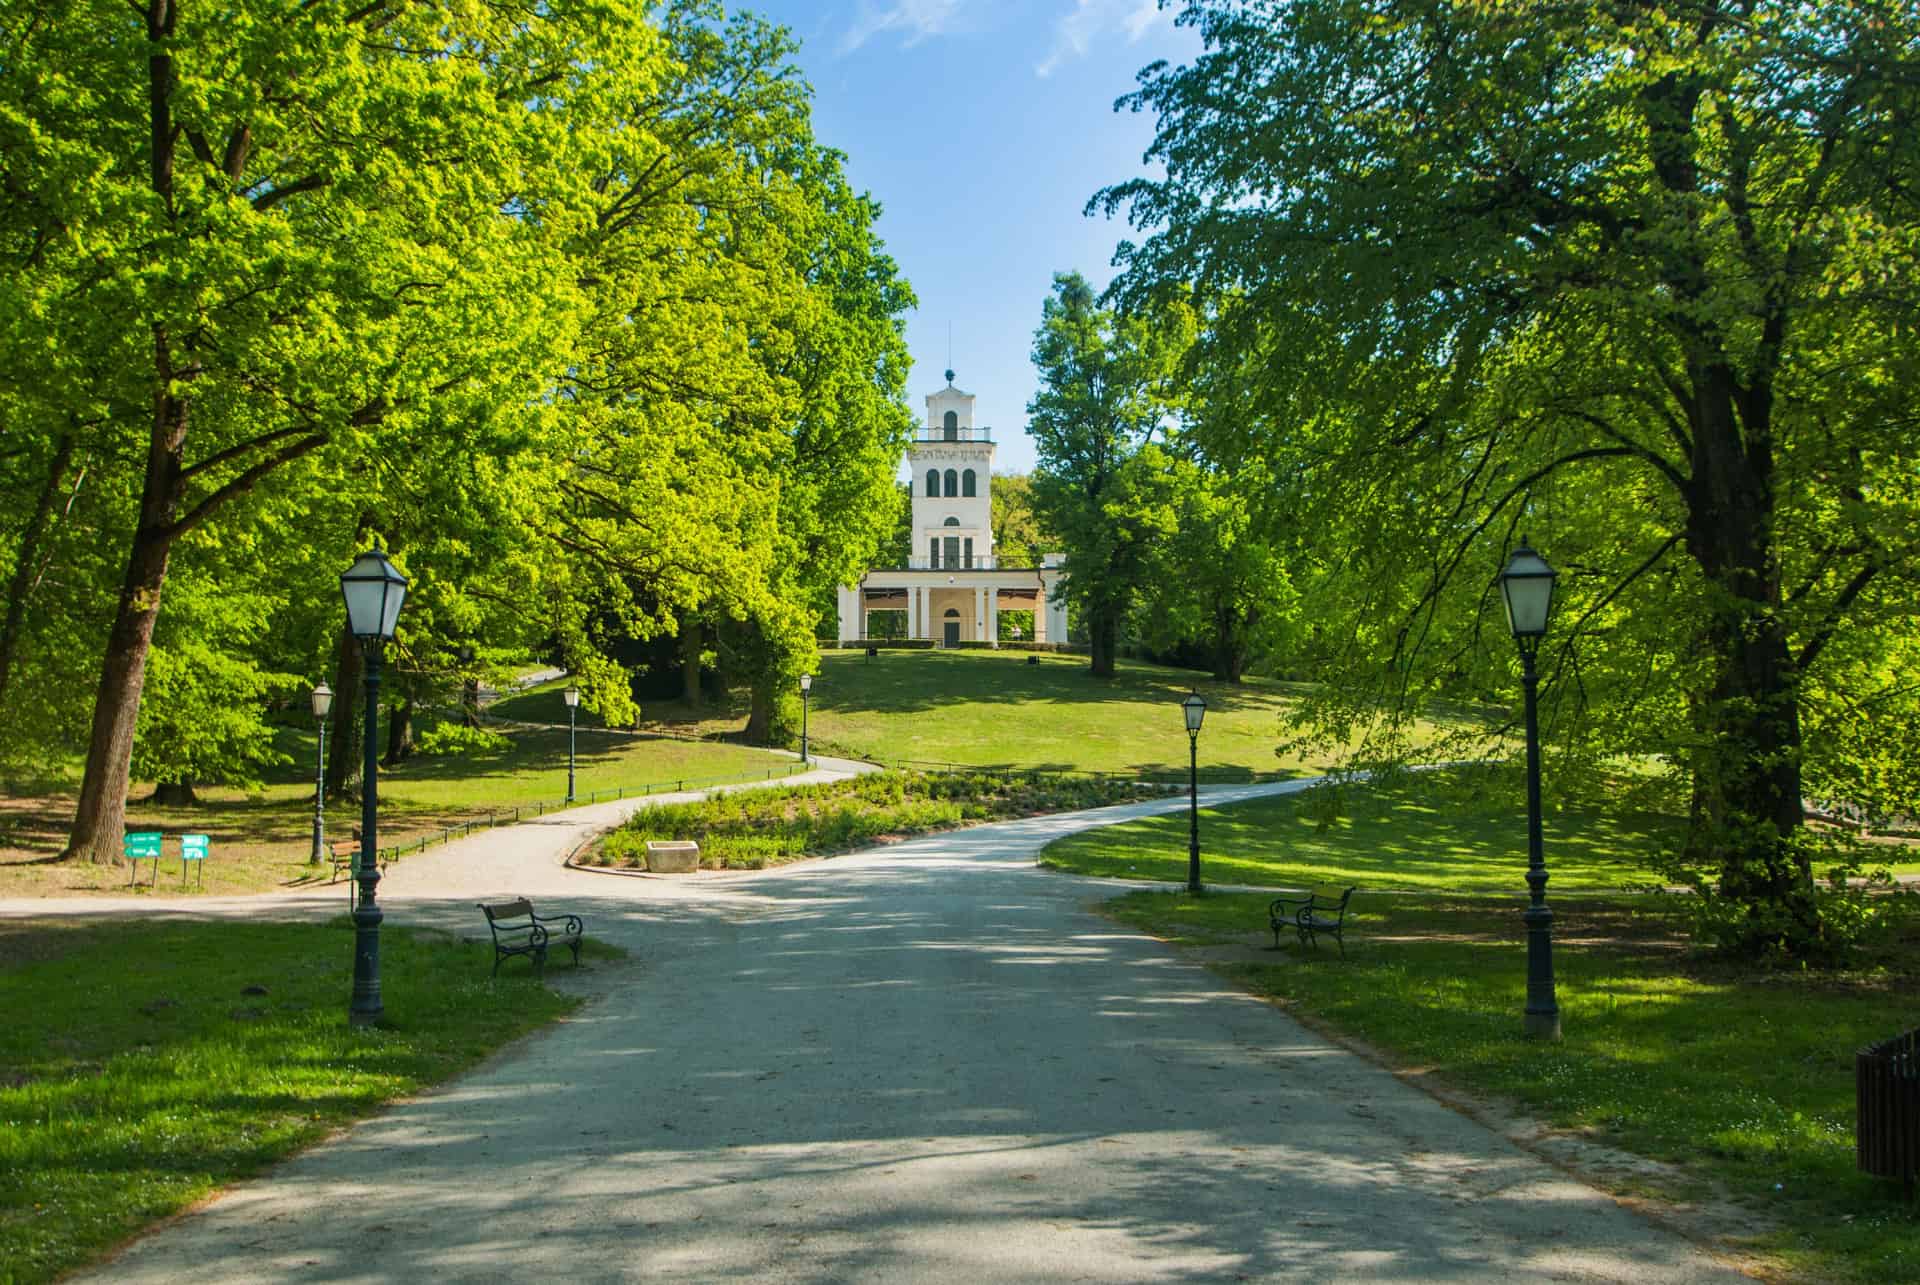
[{"xmin": 51, "ymin": 776, "xmax": 1749, "ymax": 1283}]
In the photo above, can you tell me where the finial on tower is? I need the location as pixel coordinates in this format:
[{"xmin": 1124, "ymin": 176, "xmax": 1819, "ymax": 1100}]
[{"xmin": 944, "ymin": 368, "xmax": 955, "ymax": 384}]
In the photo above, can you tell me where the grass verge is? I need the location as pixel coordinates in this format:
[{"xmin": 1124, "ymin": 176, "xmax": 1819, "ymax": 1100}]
[
  {"xmin": 0, "ymin": 730, "xmax": 795, "ymax": 898},
  {"xmin": 1050, "ymin": 776, "xmax": 1920, "ymax": 1282},
  {"xmin": 589, "ymin": 770, "xmax": 1172, "ymax": 869},
  {"xmin": 0, "ymin": 916, "xmax": 617, "ymax": 1282}
]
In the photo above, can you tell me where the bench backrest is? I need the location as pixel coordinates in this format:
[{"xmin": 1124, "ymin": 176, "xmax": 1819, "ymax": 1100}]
[
  {"xmin": 124, "ymin": 831, "xmax": 163, "ymax": 859},
  {"xmin": 480, "ymin": 899, "xmax": 535, "ymax": 925},
  {"xmin": 180, "ymin": 834, "xmax": 210, "ymax": 860}
]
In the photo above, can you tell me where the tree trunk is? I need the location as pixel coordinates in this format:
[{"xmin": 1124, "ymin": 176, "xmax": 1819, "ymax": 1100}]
[
  {"xmin": 61, "ymin": 513, "xmax": 177, "ymax": 863},
  {"xmin": 1212, "ymin": 602, "xmax": 1249, "ymax": 683},
  {"xmin": 461, "ymin": 677, "xmax": 480, "ymax": 726},
  {"xmin": 0, "ymin": 433, "xmax": 75, "ymax": 719},
  {"xmin": 151, "ymin": 778, "xmax": 198, "ymax": 807},
  {"xmin": 1089, "ymin": 604, "xmax": 1118, "ymax": 677},
  {"xmin": 744, "ymin": 681, "xmax": 774, "ymax": 744},
  {"xmin": 326, "ymin": 626, "xmax": 364, "ymax": 801},
  {"xmin": 681, "ymin": 616, "xmax": 703, "ymax": 709},
  {"xmin": 60, "ymin": 13, "xmax": 187, "ymax": 865},
  {"xmin": 382, "ymin": 695, "xmax": 414, "ymax": 767},
  {"xmin": 1680, "ymin": 363, "xmax": 1817, "ymax": 950}
]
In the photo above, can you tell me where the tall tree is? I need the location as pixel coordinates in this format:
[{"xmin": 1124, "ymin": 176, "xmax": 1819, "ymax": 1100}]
[
  {"xmin": 1099, "ymin": 0, "xmax": 1920, "ymax": 953},
  {"xmin": 3, "ymin": 1, "xmax": 660, "ymax": 861},
  {"xmin": 1028, "ymin": 272, "xmax": 1191, "ymax": 677}
]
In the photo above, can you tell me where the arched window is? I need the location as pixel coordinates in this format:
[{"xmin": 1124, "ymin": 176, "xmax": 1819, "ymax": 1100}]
[
  {"xmin": 943, "ymin": 608, "xmax": 959, "ymax": 618},
  {"xmin": 943, "ymin": 468, "xmax": 958, "ymax": 497},
  {"xmin": 943, "ymin": 410, "xmax": 958, "ymax": 440},
  {"xmin": 962, "ymin": 469, "xmax": 977, "ymax": 498},
  {"xmin": 943, "ymin": 516, "xmax": 960, "ymax": 526},
  {"xmin": 926, "ymin": 469, "xmax": 939, "ymax": 498}
]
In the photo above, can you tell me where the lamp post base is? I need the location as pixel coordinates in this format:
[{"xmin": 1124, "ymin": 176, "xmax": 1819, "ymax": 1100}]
[{"xmin": 1523, "ymin": 1009, "xmax": 1561, "ymax": 1041}]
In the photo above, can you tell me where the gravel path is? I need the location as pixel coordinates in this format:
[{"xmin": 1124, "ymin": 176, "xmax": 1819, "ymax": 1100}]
[{"xmin": 20, "ymin": 771, "xmax": 1747, "ymax": 1282}]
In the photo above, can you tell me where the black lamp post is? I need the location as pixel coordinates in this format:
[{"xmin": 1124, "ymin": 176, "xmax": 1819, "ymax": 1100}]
[
  {"xmin": 340, "ymin": 547, "xmax": 407, "ymax": 1028},
  {"xmin": 308, "ymin": 682, "xmax": 333, "ymax": 865},
  {"xmin": 1498, "ymin": 536, "xmax": 1561, "ymax": 1042},
  {"xmin": 1181, "ymin": 691, "xmax": 1206, "ymax": 894},
  {"xmin": 799, "ymin": 673, "xmax": 812, "ymax": 766},
  {"xmin": 563, "ymin": 684, "xmax": 580, "ymax": 803}
]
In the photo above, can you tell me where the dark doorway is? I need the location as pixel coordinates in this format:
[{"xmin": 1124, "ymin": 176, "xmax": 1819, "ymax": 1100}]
[{"xmin": 944, "ymin": 621, "xmax": 960, "ymax": 647}]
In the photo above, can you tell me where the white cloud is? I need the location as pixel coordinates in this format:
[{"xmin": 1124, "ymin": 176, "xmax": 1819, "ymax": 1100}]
[
  {"xmin": 1035, "ymin": 0, "xmax": 1172, "ymax": 78},
  {"xmin": 840, "ymin": 0, "xmax": 971, "ymax": 53}
]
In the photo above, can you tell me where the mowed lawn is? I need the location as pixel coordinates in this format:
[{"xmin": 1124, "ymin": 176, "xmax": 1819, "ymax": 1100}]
[
  {"xmin": 1040, "ymin": 772, "xmax": 1671, "ymax": 892},
  {"xmin": 571, "ymin": 649, "xmax": 1470, "ymax": 780},
  {"xmin": 1047, "ymin": 774, "xmax": 1920, "ymax": 1283},
  {"xmin": 0, "ymin": 917, "xmax": 617, "ymax": 1284}
]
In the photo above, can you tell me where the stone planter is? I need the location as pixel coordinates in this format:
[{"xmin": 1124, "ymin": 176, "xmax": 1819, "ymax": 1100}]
[{"xmin": 645, "ymin": 840, "xmax": 700, "ymax": 874}]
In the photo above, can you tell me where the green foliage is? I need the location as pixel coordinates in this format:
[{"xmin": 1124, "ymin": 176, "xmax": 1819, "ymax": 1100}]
[
  {"xmin": 1097, "ymin": 1, "xmax": 1920, "ymax": 954},
  {"xmin": 412, "ymin": 721, "xmax": 511, "ymax": 758},
  {"xmin": 1028, "ymin": 272, "xmax": 1194, "ymax": 675},
  {"xmin": 602, "ymin": 769, "xmax": 1164, "ymax": 868},
  {"xmin": 129, "ymin": 641, "xmax": 297, "ymax": 793},
  {"xmin": 0, "ymin": 918, "xmax": 609, "ymax": 1283}
]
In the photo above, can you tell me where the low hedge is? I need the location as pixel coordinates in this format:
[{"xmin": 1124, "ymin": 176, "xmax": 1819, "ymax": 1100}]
[{"xmin": 591, "ymin": 770, "xmax": 1169, "ymax": 869}]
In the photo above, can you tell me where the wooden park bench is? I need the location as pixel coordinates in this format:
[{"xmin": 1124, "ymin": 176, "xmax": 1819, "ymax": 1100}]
[
  {"xmin": 1269, "ymin": 886, "xmax": 1357, "ymax": 957},
  {"xmin": 478, "ymin": 900, "xmax": 585, "ymax": 977},
  {"xmin": 327, "ymin": 838, "xmax": 359, "ymax": 884}
]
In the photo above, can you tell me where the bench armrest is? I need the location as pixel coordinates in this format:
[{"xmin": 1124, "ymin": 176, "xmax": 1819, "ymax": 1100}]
[
  {"xmin": 530, "ymin": 912, "xmax": 583, "ymax": 935},
  {"xmin": 1269, "ymin": 895, "xmax": 1311, "ymax": 922}
]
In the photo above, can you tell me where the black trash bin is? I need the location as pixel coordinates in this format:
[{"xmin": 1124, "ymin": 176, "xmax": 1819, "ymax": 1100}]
[{"xmin": 1859, "ymin": 1026, "xmax": 1920, "ymax": 1199}]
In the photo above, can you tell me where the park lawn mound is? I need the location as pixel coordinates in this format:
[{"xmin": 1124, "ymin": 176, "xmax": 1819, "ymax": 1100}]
[
  {"xmin": 591, "ymin": 770, "xmax": 1172, "ymax": 869},
  {"xmin": 0, "ymin": 916, "xmax": 615, "ymax": 1284},
  {"xmin": 545, "ymin": 648, "xmax": 1480, "ymax": 781}
]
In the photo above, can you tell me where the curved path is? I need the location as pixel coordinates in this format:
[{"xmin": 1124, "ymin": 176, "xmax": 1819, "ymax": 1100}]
[{"xmin": 32, "ymin": 775, "xmax": 1745, "ymax": 1282}]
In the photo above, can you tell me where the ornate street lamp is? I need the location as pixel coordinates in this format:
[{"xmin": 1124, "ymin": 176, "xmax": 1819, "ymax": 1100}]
[
  {"xmin": 340, "ymin": 547, "xmax": 407, "ymax": 1028},
  {"xmin": 308, "ymin": 682, "xmax": 333, "ymax": 865},
  {"xmin": 799, "ymin": 673, "xmax": 813, "ymax": 766},
  {"xmin": 563, "ymin": 684, "xmax": 580, "ymax": 803},
  {"xmin": 1181, "ymin": 691, "xmax": 1207, "ymax": 894},
  {"xmin": 1498, "ymin": 536, "xmax": 1561, "ymax": 1041}
]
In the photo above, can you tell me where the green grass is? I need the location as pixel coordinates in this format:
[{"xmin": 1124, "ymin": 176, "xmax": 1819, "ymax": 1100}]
[
  {"xmin": 1040, "ymin": 770, "xmax": 1672, "ymax": 891},
  {"xmin": 1104, "ymin": 890, "xmax": 1920, "ymax": 1282},
  {"xmin": 0, "ymin": 723, "xmax": 796, "ymax": 897},
  {"xmin": 593, "ymin": 769, "xmax": 1170, "ymax": 869},
  {"xmin": 1063, "ymin": 776, "xmax": 1920, "ymax": 1282},
  {"xmin": 603, "ymin": 649, "xmax": 1471, "ymax": 780},
  {"xmin": 0, "ymin": 916, "xmax": 617, "ymax": 1283}
]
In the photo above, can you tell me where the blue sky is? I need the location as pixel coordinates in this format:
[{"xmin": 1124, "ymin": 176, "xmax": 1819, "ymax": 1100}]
[{"xmin": 741, "ymin": 0, "xmax": 1203, "ymax": 475}]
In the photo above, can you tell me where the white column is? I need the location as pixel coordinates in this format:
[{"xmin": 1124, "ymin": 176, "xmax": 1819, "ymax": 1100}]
[
  {"xmin": 919, "ymin": 586, "xmax": 931, "ymax": 639},
  {"xmin": 988, "ymin": 588, "xmax": 999, "ymax": 648},
  {"xmin": 908, "ymin": 586, "xmax": 918, "ymax": 639},
  {"xmin": 1034, "ymin": 582, "xmax": 1049, "ymax": 643},
  {"xmin": 973, "ymin": 586, "xmax": 985, "ymax": 640}
]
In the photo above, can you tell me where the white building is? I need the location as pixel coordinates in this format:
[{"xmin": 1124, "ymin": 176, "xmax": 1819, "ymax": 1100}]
[{"xmin": 835, "ymin": 373, "xmax": 1069, "ymax": 645}]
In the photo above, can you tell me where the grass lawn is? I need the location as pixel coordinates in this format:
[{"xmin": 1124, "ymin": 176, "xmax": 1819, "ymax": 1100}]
[
  {"xmin": 1040, "ymin": 772, "xmax": 1674, "ymax": 892},
  {"xmin": 0, "ymin": 725, "xmax": 795, "ymax": 899},
  {"xmin": 0, "ymin": 916, "xmax": 618, "ymax": 1283},
  {"xmin": 1050, "ymin": 779, "xmax": 1920, "ymax": 1283},
  {"xmin": 528, "ymin": 649, "xmax": 1474, "ymax": 781}
]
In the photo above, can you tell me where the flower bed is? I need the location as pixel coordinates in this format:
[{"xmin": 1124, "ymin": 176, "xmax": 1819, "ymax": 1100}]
[{"xmin": 590, "ymin": 770, "xmax": 1169, "ymax": 870}]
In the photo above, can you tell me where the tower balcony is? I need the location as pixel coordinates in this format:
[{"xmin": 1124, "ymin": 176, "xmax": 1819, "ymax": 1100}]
[{"xmin": 912, "ymin": 426, "xmax": 993, "ymax": 443}]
